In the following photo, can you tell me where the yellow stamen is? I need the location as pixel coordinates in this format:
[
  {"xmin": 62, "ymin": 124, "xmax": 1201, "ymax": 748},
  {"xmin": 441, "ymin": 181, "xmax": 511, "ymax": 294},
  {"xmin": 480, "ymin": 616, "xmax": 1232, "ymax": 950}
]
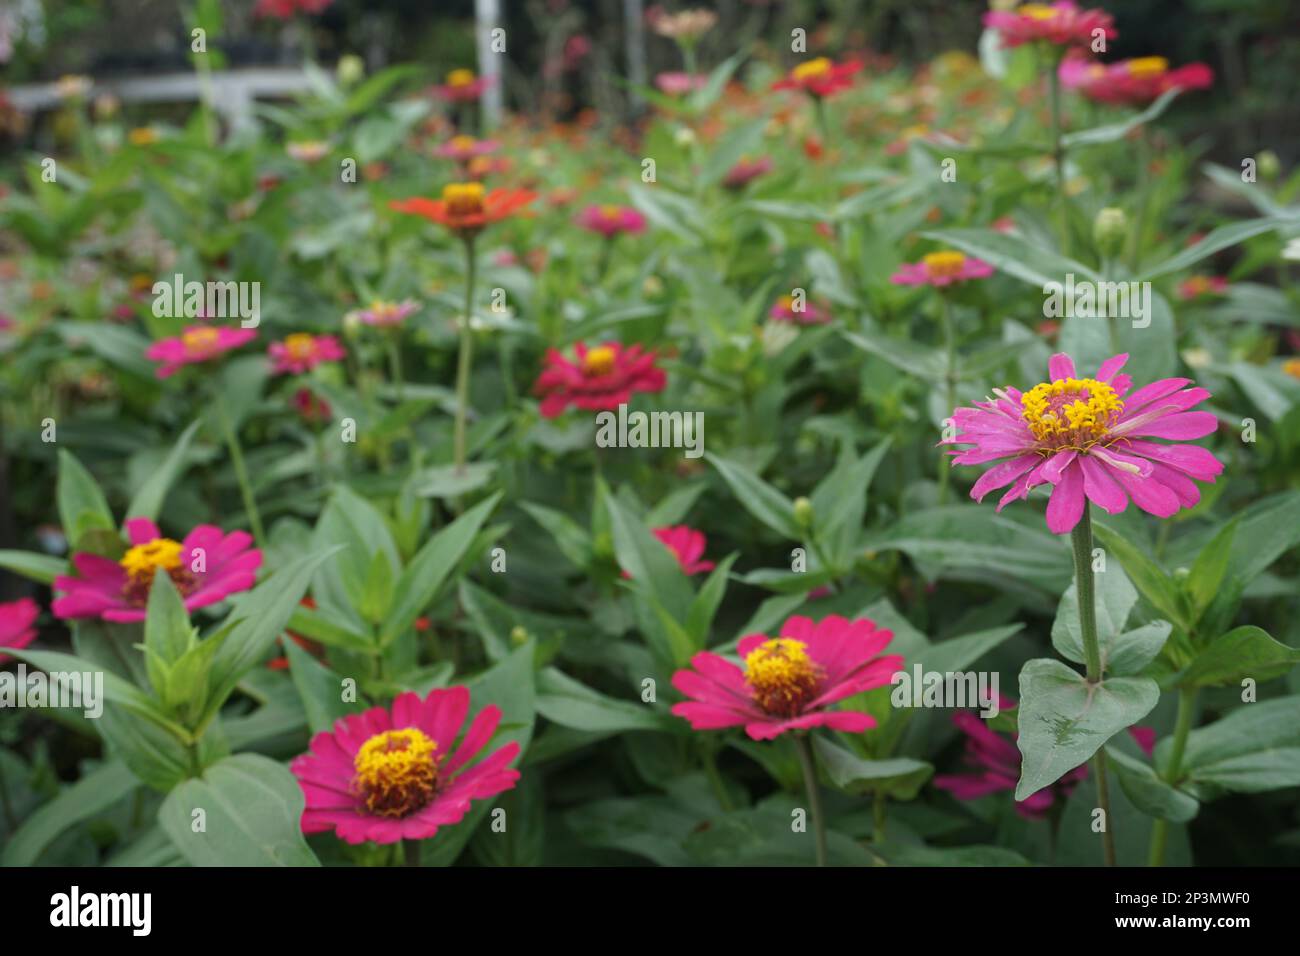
[
  {"xmin": 792, "ymin": 58, "xmax": 833, "ymax": 82},
  {"xmin": 181, "ymin": 328, "xmax": 220, "ymax": 356},
  {"xmin": 1017, "ymin": 3, "xmax": 1059, "ymax": 20},
  {"xmin": 119, "ymin": 538, "xmax": 184, "ymax": 584},
  {"xmin": 447, "ymin": 69, "xmax": 476, "ymax": 87},
  {"xmin": 1126, "ymin": 57, "xmax": 1169, "ymax": 79},
  {"xmin": 582, "ymin": 345, "xmax": 617, "ymax": 376},
  {"xmin": 450, "ymin": 135, "xmax": 478, "ymax": 151},
  {"xmin": 923, "ymin": 250, "xmax": 968, "ymax": 278},
  {"xmin": 353, "ymin": 728, "xmax": 438, "ymax": 818},
  {"xmin": 443, "ymin": 181, "xmax": 485, "ymax": 216},
  {"xmin": 744, "ymin": 638, "xmax": 823, "ymax": 717},
  {"xmin": 1021, "ymin": 377, "xmax": 1124, "ymax": 447}
]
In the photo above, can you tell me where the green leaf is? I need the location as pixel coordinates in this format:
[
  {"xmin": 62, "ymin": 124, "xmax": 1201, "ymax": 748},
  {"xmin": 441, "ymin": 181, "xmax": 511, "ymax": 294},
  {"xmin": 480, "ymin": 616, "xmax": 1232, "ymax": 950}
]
[
  {"xmin": 813, "ymin": 736, "xmax": 933, "ymax": 799},
  {"xmin": 1137, "ymin": 216, "xmax": 1285, "ymax": 281},
  {"xmin": 284, "ymin": 633, "xmax": 360, "ymax": 733},
  {"xmin": 8, "ymin": 648, "xmax": 179, "ymax": 730},
  {"xmin": 1061, "ymin": 88, "xmax": 1180, "ymax": 148},
  {"xmin": 57, "ymin": 449, "xmax": 116, "ymax": 552},
  {"xmin": 920, "ymin": 227, "xmax": 1101, "ymax": 287},
  {"xmin": 842, "ymin": 329, "xmax": 944, "ymax": 378},
  {"xmin": 520, "ymin": 501, "xmax": 592, "ymax": 569},
  {"xmin": 358, "ymin": 549, "xmax": 396, "ymax": 625},
  {"xmin": 1177, "ymin": 626, "xmax": 1300, "ymax": 689},
  {"xmin": 535, "ymin": 668, "xmax": 673, "ymax": 733},
  {"xmin": 1185, "ymin": 519, "xmax": 1238, "ymax": 619},
  {"xmin": 604, "ymin": 489, "xmax": 693, "ymax": 624},
  {"xmin": 144, "ymin": 570, "xmax": 193, "ymax": 671},
  {"xmin": 1091, "ymin": 524, "xmax": 1188, "ymax": 630},
  {"xmin": 158, "ymin": 754, "xmax": 320, "ymax": 866},
  {"xmin": 1050, "ymin": 563, "xmax": 1170, "ymax": 675},
  {"xmin": 125, "ymin": 419, "xmax": 202, "ymax": 524},
  {"xmin": 1165, "ymin": 696, "xmax": 1300, "ymax": 795},
  {"xmin": 0, "ymin": 550, "xmax": 66, "ymax": 585},
  {"xmin": 379, "ymin": 493, "xmax": 500, "ymax": 645},
  {"xmin": 705, "ymin": 452, "xmax": 801, "ymax": 540},
  {"xmin": 1105, "ymin": 745, "xmax": 1199, "ymax": 823},
  {"xmin": 914, "ymin": 624, "xmax": 1023, "ymax": 674},
  {"xmin": 1014, "ymin": 658, "xmax": 1159, "ymax": 800},
  {"xmin": 0, "ymin": 761, "xmax": 138, "ymax": 866},
  {"xmin": 685, "ymin": 553, "xmax": 738, "ymax": 645}
]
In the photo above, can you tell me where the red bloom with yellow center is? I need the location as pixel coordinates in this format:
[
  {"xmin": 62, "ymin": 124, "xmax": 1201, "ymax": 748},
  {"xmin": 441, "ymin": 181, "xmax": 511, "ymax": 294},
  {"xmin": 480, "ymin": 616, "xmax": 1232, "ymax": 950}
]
[
  {"xmin": 390, "ymin": 182, "xmax": 537, "ymax": 238},
  {"xmin": 983, "ymin": 2, "xmax": 1116, "ymax": 49},
  {"xmin": 434, "ymin": 68, "xmax": 491, "ymax": 103},
  {"xmin": 771, "ymin": 57, "xmax": 863, "ymax": 99},
  {"xmin": 671, "ymin": 615, "xmax": 904, "ymax": 740},
  {"xmin": 290, "ymin": 686, "xmax": 521, "ymax": 844},
  {"xmin": 533, "ymin": 341, "xmax": 667, "ymax": 418},
  {"xmin": 1060, "ymin": 54, "xmax": 1213, "ymax": 106}
]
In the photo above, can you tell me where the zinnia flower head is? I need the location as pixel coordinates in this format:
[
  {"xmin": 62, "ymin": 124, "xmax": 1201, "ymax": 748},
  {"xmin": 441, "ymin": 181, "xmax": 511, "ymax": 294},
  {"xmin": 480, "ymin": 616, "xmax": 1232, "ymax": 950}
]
[
  {"xmin": 1060, "ymin": 54, "xmax": 1213, "ymax": 106},
  {"xmin": 722, "ymin": 155, "xmax": 773, "ymax": 190},
  {"xmin": 145, "ymin": 325, "xmax": 257, "ymax": 379},
  {"xmin": 287, "ymin": 140, "xmax": 330, "ymax": 162},
  {"xmin": 943, "ymin": 352, "xmax": 1224, "ymax": 534},
  {"xmin": 292, "ymin": 386, "xmax": 332, "ymax": 424},
  {"xmin": 53, "ymin": 518, "xmax": 261, "ymax": 623},
  {"xmin": 769, "ymin": 294, "xmax": 831, "ymax": 325},
  {"xmin": 983, "ymin": 2, "xmax": 1116, "ymax": 49},
  {"xmin": 891, "ymin": 250, "xmax": 995, "ymax": 287},
  {"xmin": 1177, "ymin": 275, "xmax": 1229, "ymax": 301},
  {"xmin": 390, "ymin": 183, "xmax": 537, "ymax": 239},
  {"xmin": 533, "ymin": 341, "xmax": 666, "ymax": 418},
  {"xmin": 434, "ymin": 69, "xmax": 491, "ymax": 103},
  {"xmin": 254, "ymin": 0, "xmax": 332, "ymax": 18},
  {"xmin": 348, "ymin": 299, "xmax": 420, "ymax": 328},
  {"xmin": 654, "ymin": 72, "xmax": 708, "ymax": 96},
  {"xmin": 648, "ymin": 8, "xmax": 717, "ymax": 41},
  {"xmin": 0, "ymin": 598, "xmax": 39, "ymax": 663},
  {"xmin": 574, "ymin": 204, "xmax": 647, "ymax": 239},
  {"xmin": 771, "ymin": 57, "xmax": 863, "ymax": 98},
  {"xmin": 269, "ymin": 333, "xmax": 346, "ymax": 375},
  {"xmin": 623, "ymin": 526, "xmax": 715, "ymax": 579},
  {"xmin": 290, "ymin": 686, "xmax": 521, "ymax": 844},
  {"xmin": 671, "ymin": 615, "xmax": 904, "ymax": 741},
  {"xmin": 434, "ymin": 135, "xmax": 501, "ymax": 163}
]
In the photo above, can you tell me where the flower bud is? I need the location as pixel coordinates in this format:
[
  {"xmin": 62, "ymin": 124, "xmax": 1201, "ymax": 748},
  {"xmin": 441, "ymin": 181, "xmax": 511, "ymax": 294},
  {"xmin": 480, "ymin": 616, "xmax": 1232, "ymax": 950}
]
[
  {"xmin": 1258, "ymin": 150, "xmax": 1281, "ymax": 181},
  {"xmin": 510, "ymin": 625, "xmax": 529, "ymax": 646},
  {"xmin": 336, "ymin": 54, "xmax": 365, "ymax": 88},
  {"xmin": 1093, "ymin": 207, "xmax": 1129, "ymax": 258},
  {"xmin": 793, "ymin": 496, "xmax": 814, "ymax": 529}
]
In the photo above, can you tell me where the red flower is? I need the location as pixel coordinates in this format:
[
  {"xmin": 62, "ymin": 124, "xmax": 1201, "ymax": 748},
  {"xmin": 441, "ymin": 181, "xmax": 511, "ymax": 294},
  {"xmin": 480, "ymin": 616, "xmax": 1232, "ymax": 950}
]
[
  {"xmin": 533, "ymin": 341, "xmax": 666, "ymax": 418},
  {"xmin": 983, "ymin": 2, "xmax": 1116, "ymax": 49},
  {"xmin": 390, "ymin": 183, "xmax": 537, "ymax": 239},
  {"xmin": 772, "ymin": 58, "xmax": 863, "ymax": 99},
  {"xmin": 623, "ymin": 526, "xmax": 715, "ymax": 579},
  {"xmin": 253, "ymin": 0, "xmax": 332, "ymax": 19},
  {"xmin": 433, "ymin": 69, "xmax": 491, "ymax": 103},
  {"xmin": 1061, "ymin": 55, "xmax": 1212, "ymax": 106}
]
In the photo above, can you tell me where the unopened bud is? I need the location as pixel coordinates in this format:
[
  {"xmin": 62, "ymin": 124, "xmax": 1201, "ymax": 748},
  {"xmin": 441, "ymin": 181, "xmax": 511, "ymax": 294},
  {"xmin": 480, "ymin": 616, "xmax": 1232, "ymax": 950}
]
[
  {"xmin": 1093, "ymin": 207, "xmax": 1128, "ymax": 258},
  {"xmin": 793, "ymin": 496, "xmax": 814, "ymax": 529}
]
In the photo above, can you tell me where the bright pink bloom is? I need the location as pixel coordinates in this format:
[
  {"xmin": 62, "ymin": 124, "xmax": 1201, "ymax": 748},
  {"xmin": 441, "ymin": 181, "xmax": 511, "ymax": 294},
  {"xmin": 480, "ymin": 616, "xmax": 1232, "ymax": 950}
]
[
  {"xmin": 723, "ymin": 156, "xmax": 774, "ymax": 189},
  {"xmin": 769, "ymin": 294, "xmax": 831, "ymax": 325},
  {"xmin": 268, "ymin": 333, "xmax": 346, "ymax": 375},
  {"xmin": 671, "ymin": 614, "xmax": 904, "ymax": 741},
  {"xmin": 891, "ymin": 250, "xmax": 995, "ymax": 287},
  {"xmin": 0, "ymin": 598, "xmax": 39, "ymax": 663},
  {"xmin": 292, "ymin": 387, "xmax": 332, "ymax": 423},
  {"xmin": 433, "ymin": 69, "xmax": 491, "ymax": 103},
  {"xmin": 347, "ymin": 299, "xmax": 420, "ymax": 328},
  {"xmin": 655, "ymin": 72, "xmax": 708, "ymax": 96},
  {"xmin": 771, "ymin": 58, "xmax": 862, "ymax": 99},
  {"xmin": 533, "ymin": 341, "xmax": 666, "ymax": 418},
  {"xmin": 53, "ymin": 518, "xmax": 261, "ymax": 623},
  {"xmin": 574, "ymin": 204, "xmax": 648, "ymax": 239},
  {"xmin": 433, "ymin": 135, "xmax": 501, "ymax": 163},
  {"xmin": 290, "ymin": 686, "xmax": 521, "ymax": 845},
  {"xmin": 145, "ymin": 325, "xmax": 256, "ymax": 379},
  {"xmin": 623, "ymin": 526, "xmax": 714, "ymax": 579},
  {"xmin": 1177, "ymin": 275, "xmax": 1229, "ymax": 301},
  {"xmin": 253, "ymin": 0, "xmax": 332, "ymax": 19},
  {"xmin": 1060, "ymin": 55, "xmax": 1213, "ymax": 106},
  {"xmin": 983, "ymin": 2, "xmax": 1116, "ymax": 49},
  {"xmin": 943, "ymin": 352, "xmax": 1224, "ymax": 535}
]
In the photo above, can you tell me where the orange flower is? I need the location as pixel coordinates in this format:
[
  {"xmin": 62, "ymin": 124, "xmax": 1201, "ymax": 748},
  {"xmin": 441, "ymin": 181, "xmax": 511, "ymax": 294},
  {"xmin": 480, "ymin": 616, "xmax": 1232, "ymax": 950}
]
[{"xmin": 390, "ymin": 182, "xmax": 537, "ymax": 238}]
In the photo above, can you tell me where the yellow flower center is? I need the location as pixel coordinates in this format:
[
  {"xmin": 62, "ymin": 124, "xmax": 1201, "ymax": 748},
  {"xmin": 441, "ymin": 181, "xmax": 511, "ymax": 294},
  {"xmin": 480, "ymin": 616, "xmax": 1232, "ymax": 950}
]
[
  {"xmin": 1283, "ymin": 358, "xmax": 1300, "ymax": 381},
  {"xmin": 582, "ymin": 345, "xmax": 617, "ymax": 376},
  {"xmin": 181, "ymin": 327, "xmax": 220, "ymax": 356},
  {"xmin": 443, "ymin": 181, "xmax": 485, "ymax": 216},
  {"xmin": 1127, "ymin": 57, "xmax": 1169, "ymax": 79},
  {"xmin": 128, "ymin": 127, "xmax": 158, "ymax": 146},
  {"xmin": 1021, "ymin": 377, "xmax": 1124, "ymax": 448},
  {"xmin": 923, "ymin": 250, "xmax": 967, "ymax": 278},
  {"xmin": 600, "ymin": 204, "xmax": 625, "ymax": 221},
  {"xmin": 1017, "ymin": 3, "xmax": 1059, "ymax": 20},
  {"xmin": 447, "ymin": 69, "xmax": 476, "ymax": 87},
  {"xmin": 450, "ymin": 135, "xmax": 478, "ymax": 151},
  {"xmin": 353, "ymin": 728, "xmax": 439, "ymax": 818},
  {"xmin": 792, "ymin": 58, "xmax": 833, "ymax": 82},
  {"xmin": 119, "ymin": 538, "xmax": 184, "ymax": 584},
  {"xmin": 744, "ymin": 638, "xmax": 823, "ymax": 717},
  {"xmin": 283, "ymin": 333, "xmax": 317, "ymax": 361}
]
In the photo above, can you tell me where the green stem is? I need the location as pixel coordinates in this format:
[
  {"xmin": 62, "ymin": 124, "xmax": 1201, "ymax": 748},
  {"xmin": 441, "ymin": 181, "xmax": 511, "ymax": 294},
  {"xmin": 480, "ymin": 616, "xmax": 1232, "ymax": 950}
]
[
  {"xmin": 1047, "ymin": 61, "xmax": 1070, "ymax": 255},
  {"xmin": 0, "ymin": 758, "xmax": 16, "ymax": 831},
  {"xmin": 453, "ymin": 238, "xmax": 478, "ymax": 476},
  {"xmin": 1129, "ymin": 127, "xmax": 1152, "ymax": 270},
  {"xmin": 813, "ymin": 96, "xmax": 831, "ymax": 146},
  {"xmin": 387, "ymin": 334, "xmax": 404, "ymax": 403},
  {"xmin": 701, "ymin": 745, "xmax": 733, "ymax": 812},
  {"xmin": 403, "ymin": 838, "xmax": 421, "ymax": 867},
  {"xmin": 873, "ymin": 791, "xmax": 887, "ymax": 842},
  {"xmin": 1070, "ymin": 504, "xmax": 1116, "ymax": 865},
  {"xmin": 794, "ymin": 734, "xmax": 828, "ymax": 867},
  {"xmin": 216, "ymin": 396, "xmax": 265, "ymax": 547},
  {"xmin": 938, "ymin": 293, "xmax": 957, "ymax": 504},
  {"xmin": 1148, "ymin": 686, "xmax": 1197, "ymax": 866}
]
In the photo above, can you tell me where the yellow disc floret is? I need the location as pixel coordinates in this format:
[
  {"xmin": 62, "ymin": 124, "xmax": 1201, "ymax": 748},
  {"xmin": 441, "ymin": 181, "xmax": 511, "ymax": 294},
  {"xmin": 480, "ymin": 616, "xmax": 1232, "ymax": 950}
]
[
  {"xmin": 923, "ymin": 250, "xmax": 967, "ymax": 278},
  {"xmin": 443, "ymin": 181, "xmax": 486, "ymax": 216},
  {"xmin": 446, "ymin": 69, "xmax": 476, "ymax": 87},
  {"xmin": 582, "ymin": 345, "xmax": 617, "ymax": 376},
  {"xmin": 181, "ymin": 327, "xmax": 220, "ymax": 357},
  {"xmin": 119, "ymin": 538, "xmax": 184, "ymax": 584},
  {"xmin": 283, "ymin": 333, "xmax": 317, "ymax": 362},
  {"xmin": 1127, "ymin": 57, "xmax": 1169, "ymax": 79},
  {"xmin": 1021, "ymin": 377, "xmax": 1124, "ymax": 448},
  {"xmin": 1017, "ymin": 4, "xmax": 1059, "ymax": 21},
  {"xmin": 792, "ymin": 58, "xmax": 833, "ymax": 83},
  {"xmin": 353, "ymin": 728, "xmax": 439, "ymax": 818},
  {"xmin": 744, "ymin": 638, "xmax": 823, "ymax": 717}
]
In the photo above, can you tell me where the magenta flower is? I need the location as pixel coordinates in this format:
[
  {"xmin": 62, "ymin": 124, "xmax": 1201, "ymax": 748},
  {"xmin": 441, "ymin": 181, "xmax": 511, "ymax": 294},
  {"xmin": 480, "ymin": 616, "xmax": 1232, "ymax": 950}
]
[
  {"xmin": 891, "ymin": 251, "xmax": 995, "ymax": 288},
  {"xmin": 654, "ymin": 72, "xmax": 708, "ymax": 96},
  {"xmin": 723, "ymin": 156, "xmax": 774, "ymax": 190},
  {"xmin": 433, "ymin": 69, "xmax": 491, "ymax": 103},
  {"xmin": 983, "ymin": 2, "xmax": 1116, "ymax": 50},
  {"xmin": 671, "ymin": 615, "xmax": 904, "ymax": 741},
  {"xmin": 268, "ymin": 333, "xmax": 346, "ymax": 375},
  {"xmin": 533, "ymin": 341, "xmax": 666, "ymax": 418},
  {"xmin": 1060, "ymin": 55, "xmax": 1213, "ymax": 107},
  {"xmin": 623, "ymin": 525, "xmax": 715, "ymax": 579},
  {"xmin": 943, "ymin": 352, "xmax": 1224, "ymax": 535},
  {"xmin": 53, "ymin": 518, "xmax": 261, "ymax": 623},
  {"xmin": 574, "ymin": 204, "xmax": 648, "ymax": 239},
  {"xmin": 145, "ymin": 325, "xmax": 257, "ymax": 379},
  {"xmin": 347, "ymin": 299, "xmax": 420, "ymax": 329},
  {"xmin": 433, "ymin": 135, "xmax": 502, "ymax": 163},
  {"xmin": 769, "ymin": 294, "xmax": 831, "ymax": 325},
  {"xmin": 1177, "ymin": 275, "xmax": 1229, "ymax": 301},
  {"xmin": 290, "ymin": 686, "xmax": 521, "ymax": 845},
  {"xmin": 0, "ymin": 598, "xmax": 39, "ymax": 663}
]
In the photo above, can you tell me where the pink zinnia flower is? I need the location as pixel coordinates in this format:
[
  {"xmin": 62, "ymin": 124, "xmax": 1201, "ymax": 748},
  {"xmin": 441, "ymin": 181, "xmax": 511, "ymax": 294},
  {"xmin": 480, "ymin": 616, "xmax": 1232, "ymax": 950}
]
[
  {"xmin": 292, "ymin": 387, "xmax": 332, "ymax": 424},
  {"xmin": 533, "ymin": 341, "xmax": 666, "ymax": 418},
  {"xmin": 983, "ymin": 2, "xmax": 1116, "ymax": 49},
  {"xmin": 574, "ymin": 204, "xmax": 647, "ymax": 239},
  {"xmin": 722, "ymin": 156, "xmax": 774, "ymax": 190},
  {"xmin": 268, "ymin": 333, "xmax": 346, "ymax": 375},
  {"xmin": 53, "ymin": 518, "xmax": 261, "ymax": 623},
  {"xmin": 1177, "ymin": 275, "xmax": 1229, "ymax": 301},
  {"xmin": 347, "ymin": 299, "xmax": 420, "ymax": 328},
  {"xmin": 654, "ymin": 72, "xmax": 708, "ymax": 96},
  {"xmin": 434, "ymin": 135, "xmax": 501, "ymax": 163},
  {"xmin": 434, "ymin": 69, "xmax": 491, "ymax": 103},
  {"xmin": 624, "ymin": 526, "xmax": 715, "ymax": 579},
  {"xmin": 771, "ymin": 58, "xmax": 863, "ymax": 99},
  {"xmin": 290, "ymin": 686, "xmax": 521, "ymax": 845},
  {"xmin": 769, "ymin": 294, "xmax": 831, "ymax": 325},
  {"xmin": 934, "ymin": 700, "xmax": 1155, "ymax": 818},
  {"xmin": 672, "ymin": 614, "xmax": 903, "ymax": 740},
  {"xmin": 1060, "ymin": 55, "xmax": 1213, "ymax": 107},
  {"xmin": 891, "ymin": 250, "xmax": 995, "ymax": 287},
  {"xmin": 145, "ymin": 325, "xmax": 256, "ymax": 379},
  {"xmin": 943, "ymin": 352, "xmax": 1224, "ymax": 535},
  {"xmin": 0, "ymin": 598, "xmax": 39, "ymax": 663},
  {"xmin": 253, "ymin": 0, "xmax": 332, "ymax": 19}
]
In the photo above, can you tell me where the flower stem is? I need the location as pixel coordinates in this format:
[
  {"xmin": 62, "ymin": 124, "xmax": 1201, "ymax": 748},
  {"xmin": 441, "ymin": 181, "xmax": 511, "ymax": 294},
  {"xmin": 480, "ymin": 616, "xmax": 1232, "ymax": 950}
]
[
  {"xmin": 1047, "ymin": 60, "xmax": 1070, "ymax": 255},
  {"xmin": 1070, "ymin": 503, "xmax": 1116, "ymax": 865},
  {"xmin": 453, "ymin": 237, "xmax": 478, "ymax": 476},
  {"xmin": 794, "ymin": 734, "xmax": 828, "ymax": 867},
  {"xmin": 938, "ymin": 293, "xmax": 957, "ymax": 504},
  {"xmin": 403, "ymin": 838, "xmax": 421, "ymax": 867},
  {"xmin": 387, "ymin": 334, "xmax": 404, "ymax": 403},
  {"xmin": 216, "ymin": 396, "xmax": 265, "ymax": 548},
  {"xmin": 1148, "ymin": 686, "xmax": 1197, "ymax": 866}
]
